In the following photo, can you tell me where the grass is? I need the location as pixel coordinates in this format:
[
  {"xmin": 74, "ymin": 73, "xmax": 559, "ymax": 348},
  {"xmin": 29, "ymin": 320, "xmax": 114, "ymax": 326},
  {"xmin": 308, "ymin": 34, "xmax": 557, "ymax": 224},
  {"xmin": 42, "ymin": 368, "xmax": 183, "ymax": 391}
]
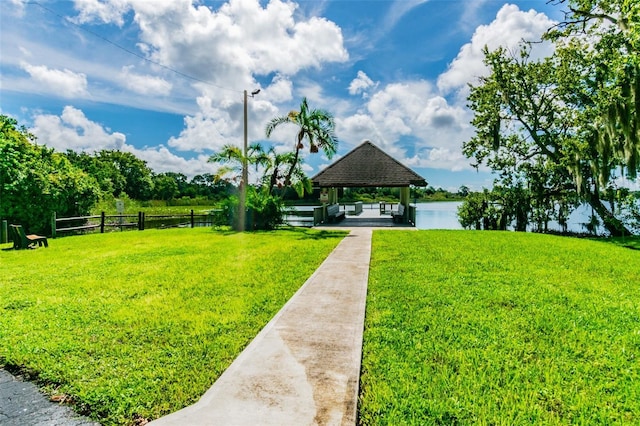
[
  {"xmin": 90, "ymin": 198, "xmax": 220, "ymax": 216},
  {"xmin": 360, "ymin": 230, "xmax": 640, "ymax": 425},
  {"xmin": 0, "ymin": 227, "xmax": 346, "ymax": 425}
]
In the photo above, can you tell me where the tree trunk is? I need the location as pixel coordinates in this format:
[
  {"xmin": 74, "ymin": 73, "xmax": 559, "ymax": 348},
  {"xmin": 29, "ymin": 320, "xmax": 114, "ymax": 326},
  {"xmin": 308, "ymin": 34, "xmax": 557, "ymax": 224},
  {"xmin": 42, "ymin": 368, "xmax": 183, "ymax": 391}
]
[
  {"xmin": 585, "ymin": 190, "xmax": 632, "ymax": 237},
  {"xmin": 284, "ymin": 144, "xmax": 301, "ymax": 189}
]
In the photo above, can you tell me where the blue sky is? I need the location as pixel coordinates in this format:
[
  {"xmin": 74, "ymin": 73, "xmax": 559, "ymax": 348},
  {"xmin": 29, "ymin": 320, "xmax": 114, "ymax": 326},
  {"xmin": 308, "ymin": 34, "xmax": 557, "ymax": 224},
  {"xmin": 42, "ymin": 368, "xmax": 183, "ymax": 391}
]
[{"xmin": 1, "ymin": 0, "xmax": 564, "ymax": 191}]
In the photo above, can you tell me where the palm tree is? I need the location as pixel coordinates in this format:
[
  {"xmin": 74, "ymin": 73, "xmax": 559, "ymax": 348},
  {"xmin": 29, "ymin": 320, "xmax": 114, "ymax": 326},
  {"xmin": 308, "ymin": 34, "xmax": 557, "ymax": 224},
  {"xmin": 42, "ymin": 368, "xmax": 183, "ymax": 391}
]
[
  {"xmin": 207, "ymin": 142, "xmax": 267, "ymax": 186},
  {"xmin": 265, "ymin": 97, "xmax": 338, "ymax": 189},
  {"xmin": 260, "ymin": 146, "xmax": 312, "ymax": 197}
]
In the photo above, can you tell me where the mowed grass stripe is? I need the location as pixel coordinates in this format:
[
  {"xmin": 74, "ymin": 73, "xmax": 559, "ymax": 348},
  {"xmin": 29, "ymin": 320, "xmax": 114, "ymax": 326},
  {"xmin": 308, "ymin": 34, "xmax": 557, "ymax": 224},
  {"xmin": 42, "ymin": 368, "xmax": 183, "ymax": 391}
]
[
  {"xmin": 360, "ymin": 230, "xmax": 640, "ymax": 425},
  {"xmin": 0, "ymin": 227, "xmax": 346, "ymax": 425}
]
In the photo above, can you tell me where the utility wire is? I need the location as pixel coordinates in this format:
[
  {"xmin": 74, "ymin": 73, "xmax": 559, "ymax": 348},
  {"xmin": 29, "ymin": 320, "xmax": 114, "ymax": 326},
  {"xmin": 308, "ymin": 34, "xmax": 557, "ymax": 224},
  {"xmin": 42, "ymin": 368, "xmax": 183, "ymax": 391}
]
[{"xmin": 28, "ymin": 1, "xmax": 243, "ymax": 94}]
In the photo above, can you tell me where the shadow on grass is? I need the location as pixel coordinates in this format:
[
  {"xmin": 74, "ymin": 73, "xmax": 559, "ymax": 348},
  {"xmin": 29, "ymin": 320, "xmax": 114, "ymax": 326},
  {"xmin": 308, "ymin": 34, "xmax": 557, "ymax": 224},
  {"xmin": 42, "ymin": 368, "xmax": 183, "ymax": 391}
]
[
  {"xmin": 605, "ymin": 237, "xmax": 640, "ymax": 250},
  {"xmin": 210, "ymin": 226, "xmax": 348, "ymax": 240},
  {"xmin": 541, "ymin": 230, "xmax": 640, "ymax": 251},
  {"xmin": 588, "ymin": 235, "xmax": 640, "ymax": 250}
]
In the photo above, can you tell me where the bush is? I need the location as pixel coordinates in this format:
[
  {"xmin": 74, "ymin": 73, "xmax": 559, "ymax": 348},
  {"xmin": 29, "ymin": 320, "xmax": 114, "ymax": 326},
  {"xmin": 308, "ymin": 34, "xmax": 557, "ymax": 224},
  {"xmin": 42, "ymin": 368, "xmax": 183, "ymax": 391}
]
[
  {"xmin": 247, "ymin": 190, "xmax": 285, "ymax": 230},
  {"xmin": 0, "ymin": 115, "xmax": 101, "ymax": 235},
  {"xmin": 218, "ymin": 189, "xmax": 285, "ymax": 231}
]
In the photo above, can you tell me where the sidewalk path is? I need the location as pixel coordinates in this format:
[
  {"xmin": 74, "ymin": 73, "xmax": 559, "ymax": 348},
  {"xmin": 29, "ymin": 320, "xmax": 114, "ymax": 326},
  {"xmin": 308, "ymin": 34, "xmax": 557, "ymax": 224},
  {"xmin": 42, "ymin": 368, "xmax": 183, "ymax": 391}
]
[
  {"xmin": 0, "ymin": 368, "xmax": 98, "ymax": 426},
  {"xmin": 150, "ymin": 228, "xmax": 373, "ymax": 426}
]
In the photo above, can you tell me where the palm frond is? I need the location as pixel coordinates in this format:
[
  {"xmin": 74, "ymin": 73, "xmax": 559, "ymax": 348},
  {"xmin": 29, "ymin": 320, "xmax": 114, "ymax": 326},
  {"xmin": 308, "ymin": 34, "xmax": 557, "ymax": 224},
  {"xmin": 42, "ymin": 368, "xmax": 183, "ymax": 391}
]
[{"xmin": 265, "ymin": 115, "xmax": 293, "ymax": 138}]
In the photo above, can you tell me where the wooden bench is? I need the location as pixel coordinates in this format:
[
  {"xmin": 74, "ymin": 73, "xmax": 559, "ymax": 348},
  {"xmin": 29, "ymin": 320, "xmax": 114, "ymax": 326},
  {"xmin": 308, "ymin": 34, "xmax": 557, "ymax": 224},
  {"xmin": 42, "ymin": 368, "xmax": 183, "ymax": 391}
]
[
  {"xmin": 326, "ymin": 204, "xmax": 345, "ymax": 223},
  {"xmin": 10, "ymin": 224, "xmax": 48, "ymax": 249},
  {"xmin": 392, "ymin": 203, "xmax": 405, "ymax": 223}
]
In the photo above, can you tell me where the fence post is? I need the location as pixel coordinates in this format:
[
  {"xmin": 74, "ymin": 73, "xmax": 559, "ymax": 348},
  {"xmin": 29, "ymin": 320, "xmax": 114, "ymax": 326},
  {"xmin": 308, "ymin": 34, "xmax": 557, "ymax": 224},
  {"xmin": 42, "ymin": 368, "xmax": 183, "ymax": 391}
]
[
  {"xmin": 138, "ymin": 212, "xmax": 142, "ymax": 230},
  {"xmin": 191, "ymin": 210, "xmax": 195, "ymax": 228},
  {"xmin": 1, "ymin": 220, "xmax": 7, "ymax": 244},
  {"xmin": 101, "ymin": 212, "xmax": 105, "ymax": 233},
  {"xmin": 51, "ymin": 212, "xmax": 57, "ymax": 238}
]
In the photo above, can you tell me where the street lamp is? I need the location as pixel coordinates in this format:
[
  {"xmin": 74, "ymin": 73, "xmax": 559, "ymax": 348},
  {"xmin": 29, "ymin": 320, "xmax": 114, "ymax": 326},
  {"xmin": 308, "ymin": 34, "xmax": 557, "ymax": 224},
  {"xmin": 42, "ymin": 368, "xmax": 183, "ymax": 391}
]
[{"xmin": 239, "ymin": 88, "xmax": 261, "ymax": 231}]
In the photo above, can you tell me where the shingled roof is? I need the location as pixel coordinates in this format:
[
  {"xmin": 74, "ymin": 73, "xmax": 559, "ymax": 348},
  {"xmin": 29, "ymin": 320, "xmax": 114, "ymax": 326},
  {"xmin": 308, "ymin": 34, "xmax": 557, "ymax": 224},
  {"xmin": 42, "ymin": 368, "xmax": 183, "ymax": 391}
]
[{"xmin": 312, "ymin": 141, "xmax": 427, "ymax": 187}]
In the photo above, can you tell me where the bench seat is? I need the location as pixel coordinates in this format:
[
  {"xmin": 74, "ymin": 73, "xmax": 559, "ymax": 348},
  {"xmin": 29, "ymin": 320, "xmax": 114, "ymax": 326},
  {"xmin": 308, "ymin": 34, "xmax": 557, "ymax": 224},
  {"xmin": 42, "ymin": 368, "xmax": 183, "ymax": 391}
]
[
  {"xmin": 392, "ymin": 204, "xmax": 405, "ymax": 223},
  {"xmin": 327, "ymin": 204, "xmax": 345, "ymax": 223}
]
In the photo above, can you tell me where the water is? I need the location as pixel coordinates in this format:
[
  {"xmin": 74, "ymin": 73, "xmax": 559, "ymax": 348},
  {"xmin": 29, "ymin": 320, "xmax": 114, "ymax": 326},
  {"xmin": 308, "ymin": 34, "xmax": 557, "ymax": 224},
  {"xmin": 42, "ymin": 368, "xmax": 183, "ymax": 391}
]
[
  {"xmin": 415, "ymin": 202, "xmax": 464, "ymax": 230},
  {"xmin": 415, "ymin": 201, "xmax": 599, "ymax": 233},
  {"xmin": 286, "ymin": 202, "xmax": 602, "ymax": 234}
]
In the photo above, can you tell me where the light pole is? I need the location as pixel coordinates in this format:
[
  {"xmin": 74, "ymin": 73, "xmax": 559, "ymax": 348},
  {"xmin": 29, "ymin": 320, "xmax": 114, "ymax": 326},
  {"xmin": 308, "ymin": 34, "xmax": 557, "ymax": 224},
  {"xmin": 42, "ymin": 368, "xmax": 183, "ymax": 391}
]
[{"xmin": 239, "ymin": 88, "xmax": 260, "ymax": 231}]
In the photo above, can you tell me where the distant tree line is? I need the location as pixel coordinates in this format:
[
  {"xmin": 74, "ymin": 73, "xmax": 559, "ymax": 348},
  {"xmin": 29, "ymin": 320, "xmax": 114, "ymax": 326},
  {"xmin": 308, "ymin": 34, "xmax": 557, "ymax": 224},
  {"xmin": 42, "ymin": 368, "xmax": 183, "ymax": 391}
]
[
  {"xmin": 339, "ymin": 186, "xmax": 468, "ymax": 203},
  {"xmin": 64, "ymin": 150, "xmax": 233, "ymax": 202}
]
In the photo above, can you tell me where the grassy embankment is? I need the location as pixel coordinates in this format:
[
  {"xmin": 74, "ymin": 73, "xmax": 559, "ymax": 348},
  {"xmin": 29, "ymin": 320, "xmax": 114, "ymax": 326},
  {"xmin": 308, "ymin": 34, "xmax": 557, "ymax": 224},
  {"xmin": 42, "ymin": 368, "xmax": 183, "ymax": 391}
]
[
  {"xmin": 360, "ymin": 231, "xmax": 640, "ymax": 425},
  {"xmin": 0, "ymin": 227, "xmax": 346, "ymax": 425}
]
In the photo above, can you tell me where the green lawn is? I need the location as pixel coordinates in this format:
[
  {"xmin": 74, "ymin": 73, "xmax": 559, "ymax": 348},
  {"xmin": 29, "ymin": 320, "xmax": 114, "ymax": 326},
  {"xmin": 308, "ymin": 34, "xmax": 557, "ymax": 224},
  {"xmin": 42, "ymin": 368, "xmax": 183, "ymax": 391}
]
[
  {"xmin": 360, "ymin": 230, "xmax": 640, "ymax": 425},
  {"xmin": 0, "ymin": 227, "xmax": 345, "ymax": 425}
]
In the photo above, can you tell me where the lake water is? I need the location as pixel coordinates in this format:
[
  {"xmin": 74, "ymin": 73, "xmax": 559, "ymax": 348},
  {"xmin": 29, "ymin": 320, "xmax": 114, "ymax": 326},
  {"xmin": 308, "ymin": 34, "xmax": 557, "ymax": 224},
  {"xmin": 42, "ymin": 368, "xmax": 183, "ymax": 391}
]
[
  {"xmin": 415, "ymin": 202, "xmax": 464, "ymax": 230},
  {"xmin": 287, "ymin": 201, "xmax": 601, "ymax": 233},
  {"xmin": 415, "ymin": 201, "xmax": 598, "ymax": 233}
]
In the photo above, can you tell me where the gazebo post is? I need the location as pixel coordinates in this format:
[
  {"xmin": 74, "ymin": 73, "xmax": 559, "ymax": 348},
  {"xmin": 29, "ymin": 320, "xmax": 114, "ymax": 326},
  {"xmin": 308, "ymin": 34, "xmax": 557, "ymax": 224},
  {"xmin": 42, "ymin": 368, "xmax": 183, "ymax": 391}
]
[
  {"xmin": 329, "ymin": 187, "xmax": 338, "ymax": 204},
  {"xmin": 400, "ymin": 186, "xmax": 410, "ymax": 223}
]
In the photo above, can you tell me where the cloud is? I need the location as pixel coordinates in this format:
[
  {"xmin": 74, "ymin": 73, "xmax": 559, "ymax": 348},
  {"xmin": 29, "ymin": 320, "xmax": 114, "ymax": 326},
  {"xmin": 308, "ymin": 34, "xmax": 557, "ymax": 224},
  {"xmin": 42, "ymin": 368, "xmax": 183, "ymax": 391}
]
[
  {"xmin": 7, "ymin": 0, "xmax": 28, "ymax": 16},
  {"xmin": 384, "ymin": 0, "xmax": 428, "ymax": 32},
  {"xmin": 437, "ymin": 4, "xmax": 556, "ymax": 95},
  {"xmin": 337, "ymin": 80, "xmax": 474, "ymax": 171},
  {"xmin": 32, "ymin": 106, "xmax": 125, "ymax": 152},
  {"xmin": 264, "ymin": 74, "xmax": 293, "ymax": 103},
  {"xmin": 20, "ymin": 63, "xmax": 89, "ymax": 98},
  {"xmin": 73, "ymin": 0, "xmax": 348, "ymax": 88},
  {"xmin": 167, "ymin": 93, "xmax": 279, "ymax": 153},
  {"xmin": 167, "ymin": 96, "xmax": 238, "ymax": 153},
  {"xmin": 348, "ymin": 71, "xmax": 378, "ymax": 98},
  {"xmin": 405, "ymin": 147, "xmax": 470, "ymax": 172},
  {"xmin": 119, "ymin": 66, "xmax": 172, "ymax": 96},
  {"xmin": 30, "ymin": 106, "xmax": 215, "ymax": 177},
  {"xmin": 125, "ymin": 145, "xmax": 214, "ymax": 177},
  {"xmin": 72, "ymin": 0, "xmax": 131, "ymax": 26}
]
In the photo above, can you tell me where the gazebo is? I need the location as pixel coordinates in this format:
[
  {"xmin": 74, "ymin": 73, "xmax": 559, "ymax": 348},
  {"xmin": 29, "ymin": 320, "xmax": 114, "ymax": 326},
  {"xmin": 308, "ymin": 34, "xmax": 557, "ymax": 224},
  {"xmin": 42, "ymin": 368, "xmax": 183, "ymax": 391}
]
[{"xmin": 311, "ymin": 141, "xmax": 427, "ymax": 224}]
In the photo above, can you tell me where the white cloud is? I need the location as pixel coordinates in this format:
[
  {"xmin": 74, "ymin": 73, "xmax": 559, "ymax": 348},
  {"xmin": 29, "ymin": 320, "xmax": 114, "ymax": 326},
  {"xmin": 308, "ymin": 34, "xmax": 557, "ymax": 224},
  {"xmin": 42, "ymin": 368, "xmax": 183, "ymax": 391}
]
[
  {"xmin": 32, "ymin": 106, "xmax": 125, "ymax": 152},
  {"xmin": 337, "ymin": 80, "xmax": 475, "ymax": 171},
  {"xmin": 384, "ymin": 0, "xmax": 428, "ymax": 33},
  {"xmin": 7, "ymin": 0, "xmax": 28, "ymax": 16},
  {"xmin": 30, "ymin": 106, "xmax": 216, "ymax": 177},
  {"xmin": 72, "ymin": 0, "xmax": 131, "ymax": 26},
  {"xmin": 20, "ymin": 63, "xmax": 89, "ymax": 98},
  {"xmin": 348, "ymin": 71, "xmax": 378, "ymax": 98},
  {"xmin": 405, "ymin": 148, "xmax": 469, "ymax": 172},
  {"xmin": 437, "ymin": 4, "xmax": 555, "ymax": 95},
  {"xmin": 119, "ymin": 66, "xmax": 172, "ymax": 96},
  {"xmin": 168, "ymin": 96, "xmax": 239, "ymax": 153},
  {"xmin": 74, "ymin": 0, "xmax": 348, "ymax": 89},
  {"xmin": 125, "ymin": 145, "xmax": 214, "ymax": 177},
  {"xmin": 264, "ymin": 74, "xmax": 293, "ymax": 103}
]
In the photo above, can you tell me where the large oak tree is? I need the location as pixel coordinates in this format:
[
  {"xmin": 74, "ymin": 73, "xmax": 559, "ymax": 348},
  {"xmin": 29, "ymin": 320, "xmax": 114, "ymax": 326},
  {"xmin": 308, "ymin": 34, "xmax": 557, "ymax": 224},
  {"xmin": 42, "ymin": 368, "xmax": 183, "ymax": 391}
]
[{"xmin": 464, "ymin": 0, "xmax": 640, "ymax": 236}]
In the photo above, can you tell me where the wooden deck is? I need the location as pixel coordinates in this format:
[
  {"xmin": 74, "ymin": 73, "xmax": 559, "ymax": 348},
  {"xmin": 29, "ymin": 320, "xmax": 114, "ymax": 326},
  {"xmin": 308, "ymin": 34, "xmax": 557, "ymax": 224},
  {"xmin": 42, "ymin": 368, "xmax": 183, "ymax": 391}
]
[{"xmin": 314, "ymin": 205, "xmax": 415, "ymax": 228}]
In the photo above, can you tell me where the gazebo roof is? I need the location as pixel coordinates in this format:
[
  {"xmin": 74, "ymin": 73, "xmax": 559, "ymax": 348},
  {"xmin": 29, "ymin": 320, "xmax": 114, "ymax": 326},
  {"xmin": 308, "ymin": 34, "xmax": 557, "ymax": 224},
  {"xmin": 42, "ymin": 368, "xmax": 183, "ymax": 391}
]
[{"xmin": 311, "ymin": 141, "xmax": 427, "ymax": 187}]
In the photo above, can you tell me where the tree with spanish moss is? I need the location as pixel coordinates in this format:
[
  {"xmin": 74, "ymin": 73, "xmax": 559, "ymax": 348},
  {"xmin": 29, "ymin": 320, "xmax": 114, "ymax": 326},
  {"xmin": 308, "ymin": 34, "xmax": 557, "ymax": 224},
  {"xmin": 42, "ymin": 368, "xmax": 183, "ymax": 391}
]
[{"xmin": 464, "ymin": 0, "xmax": 640, "ymax": 236}]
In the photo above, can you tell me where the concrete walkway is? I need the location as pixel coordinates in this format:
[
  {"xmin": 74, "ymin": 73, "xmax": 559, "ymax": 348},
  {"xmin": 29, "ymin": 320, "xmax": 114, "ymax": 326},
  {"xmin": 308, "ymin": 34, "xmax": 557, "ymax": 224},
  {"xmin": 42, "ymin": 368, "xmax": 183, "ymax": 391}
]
[{"xmin": 150, "ymin": 228, "xmax": 373, "ymax": 426}]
